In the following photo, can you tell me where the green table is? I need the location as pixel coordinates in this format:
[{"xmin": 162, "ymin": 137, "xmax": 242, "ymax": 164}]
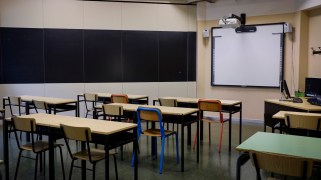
[{"xmin": 235, "ymin": 132, "xmax": 321, "ymax": 180}]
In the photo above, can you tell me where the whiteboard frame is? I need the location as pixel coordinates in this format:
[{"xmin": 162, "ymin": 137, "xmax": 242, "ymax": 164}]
[{"xmin": 211, "ymin": 23, "xmax": 285, "ymax": 88}]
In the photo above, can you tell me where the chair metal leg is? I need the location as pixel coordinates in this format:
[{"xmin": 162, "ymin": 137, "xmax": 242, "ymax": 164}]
[
  {"xmin": 175, "ymin": 133, "xmax": 179, "ymax": 164},
  {"xmin": 159, "ymin": 137, "xmax": 165, "ymax": 174},
  {"xmin": 14, "ymin": 150, "xmax": 23, "ymax": 180},
  {"xmin": 69, "ymin": 159, "xmax": 75, "ymax": 180},
  {"xmin": 34, "ymin": 154, "xmax": 39, "ymax": 180},
  {"xmin": 93, "ymin": 163, "xmax": 96, "ymax": 180},
  {"xmin": 113, "ymin": 155, "xmax": 119, "ymax": 180},
  {"xmin": 58, "ymin": 146, "xmax": 66, "ymax": 180},
  {"xmin": 218, "ymin": 123, "xmax": 224, "ymax": 153}
]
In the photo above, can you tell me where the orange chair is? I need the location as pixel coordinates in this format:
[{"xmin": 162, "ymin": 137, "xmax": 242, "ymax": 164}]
[{"xmin": 193, "ymin": 99, "xmax": 228, "ymax": 153}]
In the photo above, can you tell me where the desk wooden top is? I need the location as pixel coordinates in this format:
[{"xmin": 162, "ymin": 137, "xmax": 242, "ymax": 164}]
[
  {"xmin": 82, "ymin": 93, "xmax": 148, "ymax": 100},
  {"xmin": 273, "ymin": 111, "xmax": 321, "ymax": 119},
  {"xmin": 158, "ymin": 97, "xmax": 241, "ymax": 106},
  {"xmin": 18, "ymin": 113, "xmax": 137, "ymax": 135},
  {"xmin": 17, "ymin": 96, "xmax": 76, "ymax": 105},
  {"xmin": 97, "ymin": 103, "xmax": 198, "ymax": 116},
  {"xmin": 265, "ymin": 99, "xmax": 321, "ymax": 112},
  {"xmin": 236, "ymin": 132, "xmax": 321, "ymax": 162}
]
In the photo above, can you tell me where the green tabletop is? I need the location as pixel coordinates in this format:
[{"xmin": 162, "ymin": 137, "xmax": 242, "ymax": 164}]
[{"xmin": 236, "ymin": 132, "xmax": 321, "ymax": 162}]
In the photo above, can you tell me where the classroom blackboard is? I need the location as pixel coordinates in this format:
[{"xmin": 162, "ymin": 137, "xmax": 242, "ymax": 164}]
[{"xmin": 211, "ymin": 23, "xmax": 285, "ymax": 87}]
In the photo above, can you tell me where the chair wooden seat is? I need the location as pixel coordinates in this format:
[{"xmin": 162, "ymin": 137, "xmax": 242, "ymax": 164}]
[
  {"xmin": 143, "ymin": 129, "xmax": 175, "ymax": 137},
  {"xmin": 21, "ymin": 141, "xmax": 49, "ymax": 152}
]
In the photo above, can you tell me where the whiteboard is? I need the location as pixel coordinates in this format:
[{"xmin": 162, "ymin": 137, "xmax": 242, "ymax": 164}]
[{"xmin": 211, "ymin": 23, "xmax": 285, "ymax": 87}]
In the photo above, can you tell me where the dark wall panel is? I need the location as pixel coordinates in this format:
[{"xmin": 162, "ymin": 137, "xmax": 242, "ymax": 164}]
[
  {"xmin": 84, "ymin": 30, "xmax": 122, "ymax": 82},
  {"xmin": 1, "ymin": 28, "xmax": 44, "ymax": 83},
  {"xmin": 122, "ymin": 31, "xmax": 158, "ymax": 82},
  {"xmin": 188, "ymin": 32, "xmax": 196, "ymax": 81},
  {"xmin": 44, "ymin": 29, "xmax": 83, "ymax": 83},
  {"xmin": 159, "ymin": 31, "xmax": 187, "ymax": 82}
]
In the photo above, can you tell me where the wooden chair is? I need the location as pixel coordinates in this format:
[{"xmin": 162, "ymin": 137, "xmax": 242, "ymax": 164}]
[
  {"xmin": 193, "ymin": 99, "xmax": 228, "ymax": 153},
  {"xmin": 33, "ymin": 100, "xmax": 49, "ymax": 114},
  {"xmin": 158, "ymin": 98, "xmax": 178, "ymax": 131},
  {"xmin": 12, "ymin": 117, "xmax": 65, "ymax": 180},
  {"xmin": 7, "ymin": 96, "xmax": 25, "ymax": 138},
  {"xmin": 285, "ymin": 113, "xmax": 321, "ymax": 137},
  {"xmin": 102, "ymin": 104, "xmax": 124, "ymax": 121},
  {"xmin": 84, "ymin": 93, "xmax": 99, "ymax": 118},
  {"xmin": 60, "ymin": 124, "xmax": 118, "ymax": 180},
  {"xmin": 249, "ymin": 150, "xmax": 313, "ymax": 180},
  {"xmin": 111, "ymin": 94, "xmax": 129, "ymax": 103},
  {"xmin": 133, "ymin": 107, "xmax": 179, "ymax": 174}
]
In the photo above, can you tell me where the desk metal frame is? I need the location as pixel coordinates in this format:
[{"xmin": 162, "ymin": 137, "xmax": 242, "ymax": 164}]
[
  {"xmin": 153, "ymin": 97, "xmax": 242, "ymax": 151},
  {"xmin": 2, "ymin": 113, "xmax": 138, "ymax": 180}
]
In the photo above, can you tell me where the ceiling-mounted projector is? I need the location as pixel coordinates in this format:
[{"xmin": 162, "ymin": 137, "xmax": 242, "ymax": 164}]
[
  {"xmin": 219, "ymin": 13, "xmax": 246, "ymax": 29},
  {"xmin": 218, "ymin": 18, "xmax": 241, "ymax": 29}
]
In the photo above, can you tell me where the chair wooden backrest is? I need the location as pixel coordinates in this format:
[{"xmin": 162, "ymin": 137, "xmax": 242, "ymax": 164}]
[
  {"xmin": 12, "ymin": 117, "xmax": 38, "ymax": 152},
  {"xmin": 102, "ymin": 104, "xmax": 123, "ymax": 116},
  {"xmin": 250, "ymin": 150, "xmax": 313, "ymax": 179},
  {"xmin": 60, "ymin": 124, "xmax": 95, "ymax": 163},
  {"xmin": 285, "ymin": 113, "xmax": 321, "ymax": 131},
  {"xmin": 84, "ymin": 93, "xmax": 98, "ymax": 102},
  {"xmin": 198, "ymin": 99, "xmax": 223, "ymax": 122},
  {"xmin": 137, "ymin": 107, "xmax": 164, "ymax": 135},
  {"xmin": 111, "ymin": 94, "xmax": 129, "ymax": 103},
  {"xmin": 60, "ymin": 124, "xmax": 91, "ymax": 142},
  {"xmin": 33, "ymin": 100, "xmax": 48, "ymax": 113},
  {"xmin": 158, "ymin": 98, "xmax": 177, "ymax": 107},
  {"xmin": 8, "ymin": 96, "xmax": 23, "ymax": 116}
]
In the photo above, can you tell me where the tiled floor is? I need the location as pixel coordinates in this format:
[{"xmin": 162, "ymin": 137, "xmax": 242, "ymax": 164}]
[{"xmin": 0, "ymin": 121, "xmax": 320, "ymax": 180}]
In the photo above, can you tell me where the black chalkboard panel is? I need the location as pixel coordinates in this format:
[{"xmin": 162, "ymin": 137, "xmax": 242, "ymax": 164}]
[
  {"xmin": 159, "ymin": 31, "xmax": 187, "ymax": 82},
  {"xmin": 44, "ymin": 29, "xmax": 83, "ymax": 83},
  {"xmin": 188, "ymin": 32, "xmax": 196, "ymax": 81},
  {"xmin": 122, "ymin": 31, "xmax": 158, "ymax": 82},
  {"xmin": 84, "ymin": 30, "xmax": 122, "ymax": 82},
  {"xmin": 1, "ymin": 28, "xmax": 44, "ymax": 83}
]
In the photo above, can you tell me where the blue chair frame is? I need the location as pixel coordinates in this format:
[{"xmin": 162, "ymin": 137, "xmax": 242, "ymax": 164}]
[{"xmin": 132, "ymin": 107, "xmax": 179, "ymax": 174}]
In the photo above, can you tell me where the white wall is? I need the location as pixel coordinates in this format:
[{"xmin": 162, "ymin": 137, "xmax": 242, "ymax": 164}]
[{"xmin": 0, "ymin": 0, "xmax": 197, "ymax": 114}]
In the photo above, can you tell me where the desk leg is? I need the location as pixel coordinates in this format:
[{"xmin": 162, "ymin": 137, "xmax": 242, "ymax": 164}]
[
  {"xmin": 133, "ymin": 128, "xmax": 138, "ymax": 180},
  {"xmin": 105, "ymin": 141, "xmax": 109, "ymax": 180},
  {"xmin": 187, "ymin": 124, "xmax": 191, "ymax": 145},
  {"xmin": 239, "ymin": 103, "xmax": 242, "ymax": 144},
  {"xmin": 200, "ymin": 111, "xmax": 204, "ymax": 141},
  {"xmin": 48, "ymin": 128, "xmax": 55, "ymax": 180},
  {"xmin": 181, "ymin": 120, "xmax": 184, "ymax": 172},
  {"xmin": 236, "ymin": 152, "xmax": 250, "ymax": 180},
  {"xmin": 151, "ymin": 122, "xmax": 157, "ymax": 158},
  {"xmin": 77, "ymin": 95, "xmax": 80, "ymax": 117},
  {"xmin": 81, "ymin": 141, "xmax": 86, "ymax": 180},
  {"xmin": 197, "ymin": 112, "xmax": 199, "ymax": 163},
  {"xmin": 3, "ymin": 114, "xmax": 9, "ymax": 180},
  {"xmin": 26, "ymin": 102, "xmax": 31, "ymax": 142}
]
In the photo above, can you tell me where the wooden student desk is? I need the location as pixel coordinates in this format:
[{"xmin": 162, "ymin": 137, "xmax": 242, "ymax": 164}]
[
  {"xmin": 264, "ymin": 99, "xmax": 321, "ymax": 132},
  {"xmin": 2, "ymin": 113, "xmax": 138, "ymax": 180},
  {"xmin": 2, "ymin": 95, "xmax": 78, "ymax": 116},
  {"xmin": 153, "ymin": 97, "xmax": 242, "ymax": 151},
  {"xmin": 235, "ymin": 132, "xmax": 321, "ymax": 180},
  {"xmin": 95, "ymin": 103, "xmax": 199, "ymax": 172},
  {"xmin": 77, "ymin": 92, "xmax": 149, "ymax": 106}
]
